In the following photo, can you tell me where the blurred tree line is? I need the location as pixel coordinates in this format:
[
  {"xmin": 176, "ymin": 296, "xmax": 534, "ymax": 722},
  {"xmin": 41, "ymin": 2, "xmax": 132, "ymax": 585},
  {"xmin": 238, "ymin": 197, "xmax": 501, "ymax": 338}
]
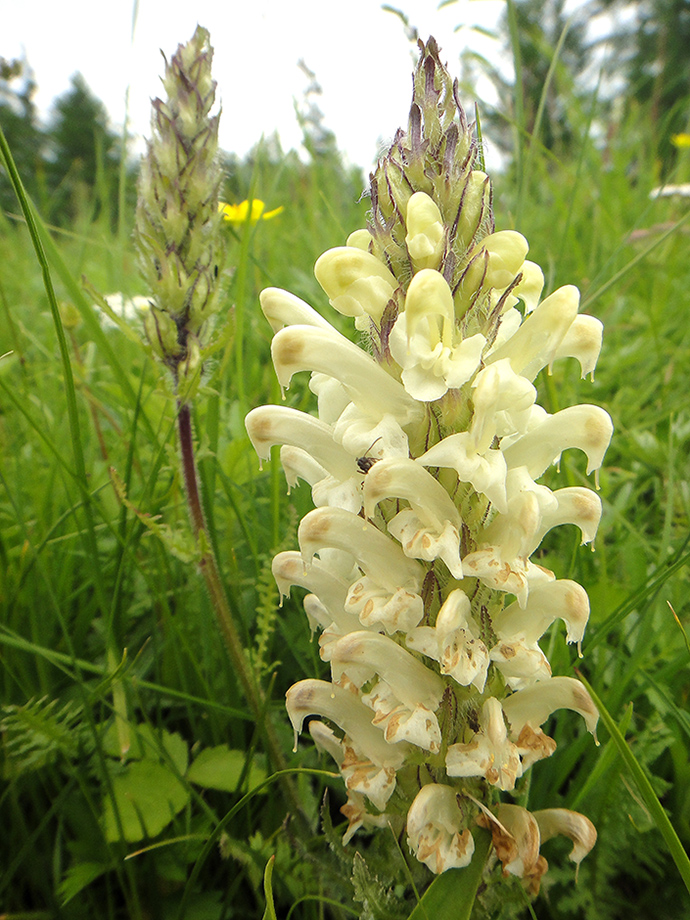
[
  {"xmin": 0, "ymin": 52, "xmax": 363, "ymax": 236},
  {"xmin": 458, "ymin": 0, "xmax": 690, "ymax": 176},
  {"xmin": 2, "ymin": 0, "xmax": 689, "ymax": 229},
  {"xmin": 0, "ymin": 56, "xmax": 128, "ymax": 226}
]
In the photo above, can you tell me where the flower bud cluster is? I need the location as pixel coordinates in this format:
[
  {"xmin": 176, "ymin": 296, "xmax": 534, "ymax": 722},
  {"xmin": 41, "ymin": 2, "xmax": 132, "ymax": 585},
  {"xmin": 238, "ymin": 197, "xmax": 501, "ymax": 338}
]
[
  {"xmin": 247, "ymin": 38, "xmax": 610, "ymax": 889},
  {"xmin": 135, "ymin": 25, "xmax": 224, "ymax": 398}
]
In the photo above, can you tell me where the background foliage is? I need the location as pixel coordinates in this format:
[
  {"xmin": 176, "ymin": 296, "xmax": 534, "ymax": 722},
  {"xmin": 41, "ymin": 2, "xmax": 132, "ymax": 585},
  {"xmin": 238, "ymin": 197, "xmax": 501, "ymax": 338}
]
[{"xmin": 0, "ymin": 2, "xmax": 689, "ymax": 917}]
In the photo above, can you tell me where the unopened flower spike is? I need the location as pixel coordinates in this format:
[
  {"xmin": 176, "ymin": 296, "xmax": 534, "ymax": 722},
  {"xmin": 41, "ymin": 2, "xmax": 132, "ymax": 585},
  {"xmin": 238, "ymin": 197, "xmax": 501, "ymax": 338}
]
[
  {"xmin": 246, "ymin": 35, "xmax": 612, "ymax": 900},
  {"xmin": 135, "ymin": 25, "xmax": 225, "ymax": 401}
]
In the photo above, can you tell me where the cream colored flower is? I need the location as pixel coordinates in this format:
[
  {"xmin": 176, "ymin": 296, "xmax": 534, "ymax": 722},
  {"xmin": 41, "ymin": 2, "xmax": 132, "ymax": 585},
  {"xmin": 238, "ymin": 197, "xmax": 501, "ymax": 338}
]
[
  {"xmin": 389, "ymin": 269, "xmax": 486, "ymax": 401},
  {"xmin": 406, "ymin": 588, "xmax": 490, "ymax": 691},
  {"xmin": 407, "ymin": 784, "xmax": 475, "ymax": 873},
  {"xmin": 446, "ymin": 697, "xmax": 523, "ymax": 791}
]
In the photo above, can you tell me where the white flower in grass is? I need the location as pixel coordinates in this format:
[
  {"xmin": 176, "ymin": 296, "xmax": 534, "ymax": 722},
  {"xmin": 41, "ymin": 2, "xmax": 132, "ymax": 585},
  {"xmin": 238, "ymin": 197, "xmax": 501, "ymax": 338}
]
[
  {"xmin": 554, "ymin": 314, "xmax": 604, "ymax": 380},
  {"xmin": 407, "ymin": 784, "xmax": 475, "ymax": 873},
  {"xmin": 465, "ymin": 478, "xmax": 602, "ymax": 607},
  {"xmin": 298, "ymin": 506, "xmax": 425, "ymax": 634},
  {"xmin": 502, "ymin": 403, "xmax": 613, "ymax": 485},
  {"xmin": 489, "ymin": 638, "xmax": 552, "ymax": 691},
  {"xmin": 259, "ymin": 286, "xmax": 338, "ymax": 334},
  {"xmin": 245, "ymin": 405, "xmax": 356, "ymax": 480},
  {"xmin": 511, "ymin": 260, "xmax": 545, "ymax": 313},
  {"xmin": 462, "ymin": 546, "xmax": 556, "ymax": 608},
  {"xmin": 271, "ymin": 325, "xmax": 423, "ymax": 428},
  {"xmin": 405, "ymin": 192, "xmax": 446, "ymax": 271},
  {"xmin": 417, "ymin": 432, "xmax": 508, "ymax": 513},
  {"xmin": 279, "ymin": 446, "xmax": 363, "ymax": 513},
  {"xmin": 332, "ymin": 407, "xmax": 410, "ymax": 465},
  {"xmin": 501, "ymin": 676, "xmax": 599, "ymax": 739},
  {"xmin": 314, "ymin": 246, "xmax": 398, "ymax": 329},
  {"xmin": 454, "ymin": 230, "xmax": 529, "ymax": 314},
  {"xmin": 308, "ymin": 721, "xmax": 391, "ymax": 842},
  {"xmin": 533, "ymin": 808, "xmax": 597, "ymax": 878},
  {"xmin": 492, "ymin": 579, "xmax": 591, "ymax": 657},
  {"xmin": 363, "ymin": 457, "xmax": 464, "ymax": 577},
  {"xmin": 487, "ymin": 285, "xmax": 581, "ymax": 380},
  {"xmin": 477, "ymin": 803, "xmax": 596, "ymax": 893},
  {"xmin": 469, "ymin": 359, "xmax": 538, "ymax": 455},
  {"xmin": 477, "ymin": 803, "xmax": 546, "ymax": 893}
]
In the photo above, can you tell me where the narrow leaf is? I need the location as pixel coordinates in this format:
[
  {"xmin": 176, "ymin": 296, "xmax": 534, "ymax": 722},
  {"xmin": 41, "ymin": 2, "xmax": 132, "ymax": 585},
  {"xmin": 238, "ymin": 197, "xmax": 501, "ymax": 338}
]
[
  {"xmin": 580, "ymin": 676, "xmax": 690, "ymax": 895},
  {"xmin": 406, "ymin": 828, "xmax": 491, "ymax": 920}
]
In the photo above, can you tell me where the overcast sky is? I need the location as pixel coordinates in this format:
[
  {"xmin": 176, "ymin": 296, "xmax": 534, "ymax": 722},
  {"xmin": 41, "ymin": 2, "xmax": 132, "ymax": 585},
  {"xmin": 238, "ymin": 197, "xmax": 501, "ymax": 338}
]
[{"xmin": 5, "ymin": 0, "xmax": 506, "ymax": 171}]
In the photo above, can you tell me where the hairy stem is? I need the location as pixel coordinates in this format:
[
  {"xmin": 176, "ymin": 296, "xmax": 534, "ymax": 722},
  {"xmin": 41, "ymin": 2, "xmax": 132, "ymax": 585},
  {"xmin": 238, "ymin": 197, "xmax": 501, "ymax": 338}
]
[{"xmin": 177, "ymin": 401, "xmax": 309, "ymax": 827}]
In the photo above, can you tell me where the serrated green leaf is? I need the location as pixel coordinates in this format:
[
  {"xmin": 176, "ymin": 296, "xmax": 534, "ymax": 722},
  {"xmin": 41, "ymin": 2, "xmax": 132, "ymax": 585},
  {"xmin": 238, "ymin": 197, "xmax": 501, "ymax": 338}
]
[
  {"xmin": 109, "ymin": 467, "xmax": 199, "ymax": 563},
  {"xmin": 103, "ymin": 760, "xmax": 190, "ymax": 843},
  {"xmin": 187, "ymin": 744, "xmax": 267, "ymax": 793},
  {"xmin": 352, "ymin": 852, "xmax": 401, "ymax": 920},
  {"xmin": 58, "ymin": 860, "xmax": 110, "ymax": 905}
]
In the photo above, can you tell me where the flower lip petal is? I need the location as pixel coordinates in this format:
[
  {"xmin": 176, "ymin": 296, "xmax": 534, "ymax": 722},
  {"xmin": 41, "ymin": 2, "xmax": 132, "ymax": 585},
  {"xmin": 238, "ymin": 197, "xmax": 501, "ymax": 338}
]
[
  {"xmin": 533, "ymin": 808, "xmax": 597, "ymax": 869},
  {"xmin": 363, "ymin": 457, "xmax": 461, "ymax": 531},
  {"xmin": 314, "ymin": 247, "xmax": 398, "ymax": 322},
  {"xmin": 502, "ymin": 404, "xmax": 613, "ymax": 479},
  {"xmin": 492, "ymin": 579, "xmax": 590, "ymax": 651},
  {"xmin": 271, "ymin": 325, "xmax": 423, "ymax": 426},
  {"xmin": 501, "ymin": 676, "xmax": 599, "ymax": 737},
  {"xmin": 553, "ymin": 314, "xmax": 604, "ymax": 380},
  {"xmin": 487, "ymin": 284, "xmax": 580, "ymax": 381},
  {"xmin": 259, "ymin": 287, "xmax": 336, "ymax": 334},
  {"xmin": 298, "ymin": 506, "xmax": 425, "ymax": 595},
  {"xmin": 406, "ymin": 783, "xmax": 476, "ymax": 873},
  {"xmin": 245, "ymin": 405, "xmax": 356, "ymax": 479},
  {"xmin": 405, "ymin": 192, "xmax": 445, "ymax": 271},
  {"xmin": 330, "ymin": 630, "xmax": 444, "ymax": 710},
  {"xmin": 285, "ymin": 678, "xmax": 409, "ymax": 767}
]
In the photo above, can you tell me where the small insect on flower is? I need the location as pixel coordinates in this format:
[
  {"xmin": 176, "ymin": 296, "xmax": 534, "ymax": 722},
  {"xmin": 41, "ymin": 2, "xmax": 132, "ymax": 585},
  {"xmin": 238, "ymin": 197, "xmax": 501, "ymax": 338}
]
[{"xmin": 356, "ymin": 438, "xmax": 383, "ymax": 475}]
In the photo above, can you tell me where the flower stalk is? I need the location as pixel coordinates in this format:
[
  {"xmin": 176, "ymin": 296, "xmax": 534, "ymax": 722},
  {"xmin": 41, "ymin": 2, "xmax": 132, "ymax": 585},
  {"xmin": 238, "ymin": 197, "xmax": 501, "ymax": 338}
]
[
  {"xmin": 134, "ymin": 29, "xmax": 298, "ymax": 804},
  {"xmin": 247, "ymin": 37, "xmax": 612, "ymax": 896}
]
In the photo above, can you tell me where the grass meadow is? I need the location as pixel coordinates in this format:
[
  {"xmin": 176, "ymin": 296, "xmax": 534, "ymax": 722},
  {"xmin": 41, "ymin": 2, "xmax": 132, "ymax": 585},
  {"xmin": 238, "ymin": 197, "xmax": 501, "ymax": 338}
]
[{"xmin": 0, "ymin": 36, "xmax": 690, "ymax": 920}]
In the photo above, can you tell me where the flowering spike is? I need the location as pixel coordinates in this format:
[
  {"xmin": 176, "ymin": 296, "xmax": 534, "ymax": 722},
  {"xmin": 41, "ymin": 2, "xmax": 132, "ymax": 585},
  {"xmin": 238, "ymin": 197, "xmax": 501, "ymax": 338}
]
[
  {"xmin": 135, "ymin": 25, "xmax": 224, "ymax": 399},
  {"xmin": 247, "ymin": 37, "xmax": 609, "ymax": 887}
]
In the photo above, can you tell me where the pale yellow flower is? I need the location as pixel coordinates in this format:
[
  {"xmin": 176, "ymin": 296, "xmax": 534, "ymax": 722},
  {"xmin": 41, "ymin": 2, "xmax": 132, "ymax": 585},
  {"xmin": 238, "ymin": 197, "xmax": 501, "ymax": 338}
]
[{"xmin": 219, "ymin": 199, "xmax": 284, "ymax": 224}]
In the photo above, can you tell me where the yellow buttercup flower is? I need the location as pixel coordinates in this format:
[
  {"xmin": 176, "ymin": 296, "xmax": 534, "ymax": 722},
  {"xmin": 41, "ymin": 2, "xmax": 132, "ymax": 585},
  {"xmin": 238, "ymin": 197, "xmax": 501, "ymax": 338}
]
[
  {"xmin": 219, "ymin": 199, "xmax": 284, "ymax": 224},
  {"xmin": 671, "ymin": 133, "xmax": 690, "ymax": 149}
]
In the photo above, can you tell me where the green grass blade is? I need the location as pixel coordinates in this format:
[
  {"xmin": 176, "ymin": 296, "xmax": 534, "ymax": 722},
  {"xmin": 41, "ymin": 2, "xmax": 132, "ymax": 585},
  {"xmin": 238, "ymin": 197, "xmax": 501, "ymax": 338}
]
[
  {"xmin": 582, "ymin": 208, "xmax": 690, "ymax": 310},
  {"xmin": 586, "ymin": 537, "xmax": 690, "ymax": 650},
  {"xmin": 580, "ymin": 675, "xmax": 690, "ymax": 894},
  {"xmin": 522, "ymin": 17, "xmax": 571, "ymax": 186},
  {"xmin": 506, "ymin": 0, "xmax": 525, "ymax": 214},
  {"xmin": 261, "ymin": 855, "xmax": 278, "ymax": 920}
]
